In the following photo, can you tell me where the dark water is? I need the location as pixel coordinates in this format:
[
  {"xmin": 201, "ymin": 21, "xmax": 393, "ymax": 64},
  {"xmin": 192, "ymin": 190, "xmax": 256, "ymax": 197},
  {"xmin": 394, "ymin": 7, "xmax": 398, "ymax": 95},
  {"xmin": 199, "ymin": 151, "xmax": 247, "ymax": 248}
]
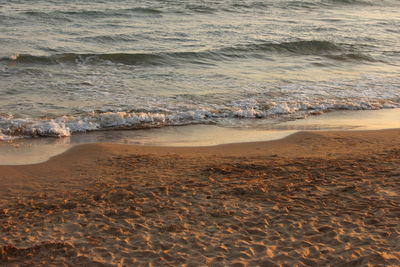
[{"xmin": 1, "ymin": 0, "xmax": 399, "ymax": 139}]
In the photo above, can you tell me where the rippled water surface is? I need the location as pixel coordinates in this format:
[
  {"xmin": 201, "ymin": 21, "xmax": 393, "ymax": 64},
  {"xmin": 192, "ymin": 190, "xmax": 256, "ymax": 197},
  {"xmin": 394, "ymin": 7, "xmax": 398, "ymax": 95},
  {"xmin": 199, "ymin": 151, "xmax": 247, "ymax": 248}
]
[{"xmin": 0, "ymin": 0, "xmax": 399, "ymax": 139}]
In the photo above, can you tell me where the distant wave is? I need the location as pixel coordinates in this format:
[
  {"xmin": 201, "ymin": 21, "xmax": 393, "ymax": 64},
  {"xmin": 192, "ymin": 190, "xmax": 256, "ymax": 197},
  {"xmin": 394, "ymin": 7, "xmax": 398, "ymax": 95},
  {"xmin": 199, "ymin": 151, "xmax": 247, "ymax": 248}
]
[
  {"xmin": 284, "ymin": 0, "xmax": 379, "ymax": 8},
  {"xmin": 17, "ymin": 0, "xmax": 386, "ymax": 21},
  {"xmin": 75, "ymin": 34, "xmax": 138, "ymax": 43},
  {"xmin": 325, "ymin": 53, "xmax": 377, "ymax": 62},
  {"xmin": 247, "ymin": 0, "xmax": 379, "ymax": 11},
  {"xmin": 22, "ymin": 7, "xmax": 163, "ymax": 19},
  {"xmin": 21, "ymin": 10, "xmax": 73, "ymax": 22},
  {"xmin": 1, "ymin": 40, "xmax": 377, "ymax": 66},
  {"xmin": 116, "ymin": 7, "xmax": 163, "ymax": 14},
  {"xmin": 221, "ymin": 40, "xmax": 341, "ymax": 55},
  {"xmin": 325, "ymin": 0, "xmax": 374, "ymax": 5}
]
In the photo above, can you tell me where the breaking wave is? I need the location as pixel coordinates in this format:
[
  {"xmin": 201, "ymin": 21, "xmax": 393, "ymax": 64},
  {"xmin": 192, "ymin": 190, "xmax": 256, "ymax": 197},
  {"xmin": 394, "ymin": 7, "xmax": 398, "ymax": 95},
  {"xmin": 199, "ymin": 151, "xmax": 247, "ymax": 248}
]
[{"xmin": 1, "ymin": 99, "xmax": 397, "ymax": 140}]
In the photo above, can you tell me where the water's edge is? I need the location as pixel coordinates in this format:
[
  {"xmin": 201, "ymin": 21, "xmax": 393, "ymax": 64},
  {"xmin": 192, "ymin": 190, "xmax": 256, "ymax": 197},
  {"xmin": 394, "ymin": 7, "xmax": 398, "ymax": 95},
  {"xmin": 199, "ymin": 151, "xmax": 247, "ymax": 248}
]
[{"xmin": 1, "ymin": 108, "xmax": 399, "ymax": 165}]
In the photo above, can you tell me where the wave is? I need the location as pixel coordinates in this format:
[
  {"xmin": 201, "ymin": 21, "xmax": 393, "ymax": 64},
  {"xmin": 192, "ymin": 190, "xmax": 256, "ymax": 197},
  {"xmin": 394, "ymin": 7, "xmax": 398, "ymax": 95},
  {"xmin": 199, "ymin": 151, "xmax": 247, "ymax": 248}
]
[
  {"xmin": 324, "ymin": 0, "xmax": 374, "ymax": 5},
  {"xmin": 21, "ymin": 11, "xmax": 73, "ymax": 22},
  {"xmin": 1, "ymin": 53, "xmax": 166, "ymax": 66},
  {"xmin": 283, "ymin": 0, "xmax": 382, "ymax": 9},
  {"xmin": 184, "ymin": 4, "xmax": 218, "ymax": 14},
  {"xmin": 15, "ymin": 0, "xmax": 394, "ymax": 22},
  {"xmin": 324, "ymin": 53, "xmax": 377, "ymax": 62},
  {"xmin": 280, "ymin": 1, "xmax": 322, "ymax": 9},
  {"xmin": 22, "ymin": 7, "xmax": 163, "ymax": 19},
  {"xmin": 222, "ymin": 40, "xmax": 341, "ymax": 55},
  {"xmin": 1, "ymin": 99, "xmax": 397, "ymax": 140},
  {"xmin": 116, "ymin": 7, "xmax": 163, "ymax": 14},
  {"xmin": 1, "ymin": 40, "xmax": 377, "ymax": 66},
  {"xmin": 75, "ymin": 34, "xmax": 138, "ymax": 44},
  {"xmin": 239, "ymin": 0, "xmax": 381, "ymax": 11}
]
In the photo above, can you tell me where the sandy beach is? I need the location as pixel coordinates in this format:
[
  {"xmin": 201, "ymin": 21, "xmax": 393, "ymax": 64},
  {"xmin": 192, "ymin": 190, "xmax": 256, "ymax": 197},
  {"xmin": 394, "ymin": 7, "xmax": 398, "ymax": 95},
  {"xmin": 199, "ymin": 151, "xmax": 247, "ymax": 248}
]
[
  {"xmin": 1, "ymin": 129, "xmax": 399, "ymax": 266},
  {"xmin": 2, "ymin": 0, "xmax": 400, "ymax": 265}
]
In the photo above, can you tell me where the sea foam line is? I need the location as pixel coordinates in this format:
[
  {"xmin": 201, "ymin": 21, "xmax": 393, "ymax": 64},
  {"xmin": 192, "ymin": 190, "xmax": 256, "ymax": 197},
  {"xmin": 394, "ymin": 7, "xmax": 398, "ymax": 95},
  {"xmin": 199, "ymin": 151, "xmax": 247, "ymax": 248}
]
[{"xmin": 0, "ymin": 99, "xmax": 398, "ymax": 139}]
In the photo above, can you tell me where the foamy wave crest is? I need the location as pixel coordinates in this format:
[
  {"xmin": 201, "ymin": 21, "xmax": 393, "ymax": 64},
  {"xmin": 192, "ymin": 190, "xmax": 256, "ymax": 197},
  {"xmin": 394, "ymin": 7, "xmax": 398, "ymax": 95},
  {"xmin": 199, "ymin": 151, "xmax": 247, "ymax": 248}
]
[
  {"xmin": 0, "ymin": 117, "xmax": 71, "ymax": 139},
  {"xmin": 0, "ymin": 132, "xmax": 15, "ymax": 141},
  {"xmin": 1, "ymin": 98, "xmax": 398, "ymax": 139}
]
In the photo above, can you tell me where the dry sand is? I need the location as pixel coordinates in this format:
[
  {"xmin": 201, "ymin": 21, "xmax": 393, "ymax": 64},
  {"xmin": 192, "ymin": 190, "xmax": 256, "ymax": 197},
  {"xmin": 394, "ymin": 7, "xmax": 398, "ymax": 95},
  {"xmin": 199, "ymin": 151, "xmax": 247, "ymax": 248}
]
[{"xmin": 0, "ymin": 129, "xmax": 399, "ymax": 266}]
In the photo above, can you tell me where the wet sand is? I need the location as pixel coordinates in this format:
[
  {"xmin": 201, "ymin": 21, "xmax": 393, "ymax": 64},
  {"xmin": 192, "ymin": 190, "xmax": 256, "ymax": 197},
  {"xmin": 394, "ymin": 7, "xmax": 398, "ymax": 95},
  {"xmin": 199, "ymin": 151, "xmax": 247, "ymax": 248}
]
[
  {"xmin": 2, "ymin": 108, "xmax": 400, "ymax": 166},
  {"xmin": 1, "ymin": 129, "xmax": 400, "ymax": 266}
]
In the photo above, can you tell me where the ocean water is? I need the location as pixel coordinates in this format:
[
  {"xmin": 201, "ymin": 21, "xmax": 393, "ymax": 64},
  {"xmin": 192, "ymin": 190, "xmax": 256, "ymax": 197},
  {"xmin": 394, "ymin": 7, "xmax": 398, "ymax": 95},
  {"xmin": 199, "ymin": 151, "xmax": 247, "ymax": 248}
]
[{"xmin": 0, "ymin": 0, "xmax": 399, "ymax": 140}]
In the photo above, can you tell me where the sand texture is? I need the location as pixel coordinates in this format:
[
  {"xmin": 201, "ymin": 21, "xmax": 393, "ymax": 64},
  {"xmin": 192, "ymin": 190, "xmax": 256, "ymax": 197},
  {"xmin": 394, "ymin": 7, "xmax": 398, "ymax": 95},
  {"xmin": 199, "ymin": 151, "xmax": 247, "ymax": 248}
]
[{"xmin": 0, "ymin": 130, "xmax": 400, "ymax": 266}]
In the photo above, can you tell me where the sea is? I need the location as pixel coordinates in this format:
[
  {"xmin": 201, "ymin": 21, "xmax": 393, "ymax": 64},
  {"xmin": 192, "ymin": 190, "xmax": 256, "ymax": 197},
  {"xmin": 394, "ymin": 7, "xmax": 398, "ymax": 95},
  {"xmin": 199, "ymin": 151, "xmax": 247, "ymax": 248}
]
[{"xmin": 1, "ymin": 0, "xmax": 399, "ymax": 140}]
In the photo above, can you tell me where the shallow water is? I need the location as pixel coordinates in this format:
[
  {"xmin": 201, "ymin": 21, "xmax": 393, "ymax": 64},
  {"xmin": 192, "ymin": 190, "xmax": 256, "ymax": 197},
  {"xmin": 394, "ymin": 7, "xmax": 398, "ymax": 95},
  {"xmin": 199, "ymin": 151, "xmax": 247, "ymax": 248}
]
[
  {"xmin": 1, "ymin": 108, "xmax": 400, "ymax": 165},
  {"xmin": 1, "ymin": 0, "xmax": 399, "ymax": 139}
]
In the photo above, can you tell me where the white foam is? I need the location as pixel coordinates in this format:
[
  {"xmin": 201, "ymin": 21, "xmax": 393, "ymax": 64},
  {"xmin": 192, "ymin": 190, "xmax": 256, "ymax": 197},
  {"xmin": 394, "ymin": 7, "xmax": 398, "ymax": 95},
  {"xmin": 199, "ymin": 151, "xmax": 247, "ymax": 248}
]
[
  {"xmin": 0, "ymin": 117, "xmax": 71, "ymax": 138},
  {"xmin": 0, "ymin": 132, "xmax": 16, "ymax": 141},
  {"xmin": 29, "ymin": 120, "xmax": 71, "ymax": 137},
  {"xmin": 0, "ymin": 97, "xmax": 399, "ymax": 140}
]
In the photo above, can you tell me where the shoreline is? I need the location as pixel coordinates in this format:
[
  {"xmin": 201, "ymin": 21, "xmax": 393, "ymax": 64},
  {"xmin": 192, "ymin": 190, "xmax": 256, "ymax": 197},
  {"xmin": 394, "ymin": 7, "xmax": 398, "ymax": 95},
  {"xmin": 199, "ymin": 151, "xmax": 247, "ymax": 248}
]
[
  {"xmin": 1, "ymin": 128, "xmax": 399, "ymax": 265},
  {"xmin": 1, "ymin": 108, "xmax": 400, "ymax": 165}
]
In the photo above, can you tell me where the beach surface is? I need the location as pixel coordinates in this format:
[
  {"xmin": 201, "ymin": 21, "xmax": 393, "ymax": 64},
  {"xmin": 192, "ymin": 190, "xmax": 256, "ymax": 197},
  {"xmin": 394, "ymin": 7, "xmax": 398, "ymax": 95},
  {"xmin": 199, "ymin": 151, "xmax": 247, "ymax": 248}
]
[{"xmin": 1, "ymin": 129, "xmax": 400, "ymax": 266}]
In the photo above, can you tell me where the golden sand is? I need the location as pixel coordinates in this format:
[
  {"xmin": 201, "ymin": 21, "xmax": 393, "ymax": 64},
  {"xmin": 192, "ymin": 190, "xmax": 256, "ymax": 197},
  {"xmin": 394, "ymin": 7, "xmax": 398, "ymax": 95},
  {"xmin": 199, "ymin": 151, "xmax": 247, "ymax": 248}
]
[{"xmin": 1, "ymin": 130, "xmax": 399, "ymax": 266}]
